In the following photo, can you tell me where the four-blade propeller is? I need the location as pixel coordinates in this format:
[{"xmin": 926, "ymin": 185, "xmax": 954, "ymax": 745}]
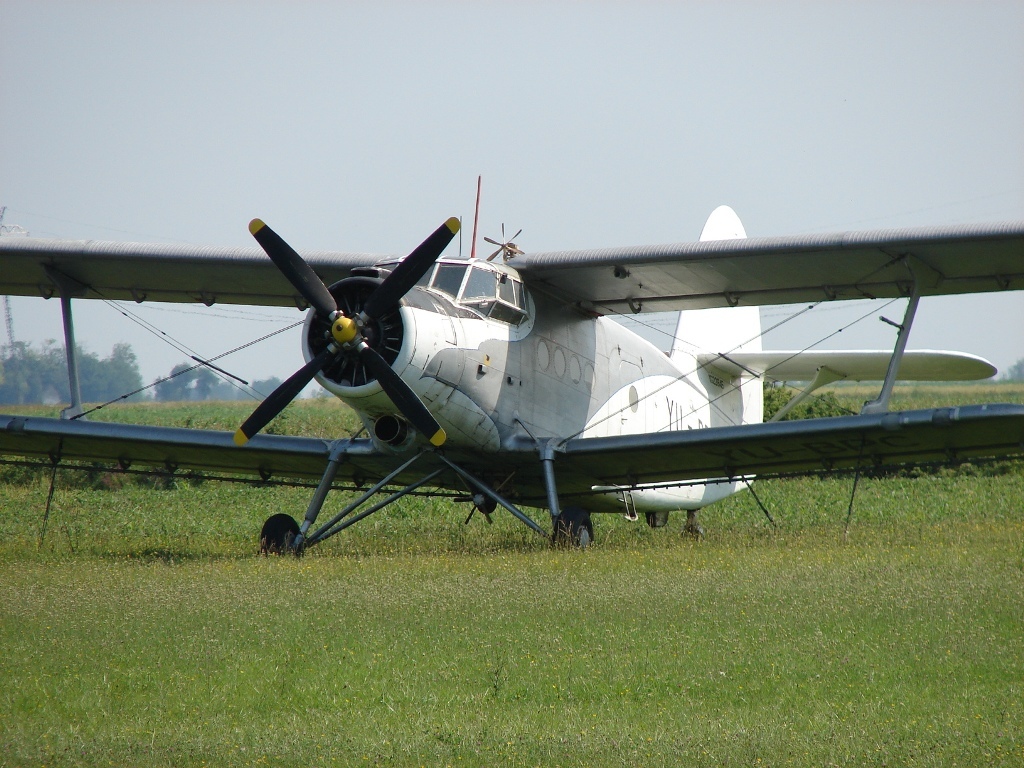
[{"xmin": 233, "ymin": 217, "xmax": 460, "ymax": 448}]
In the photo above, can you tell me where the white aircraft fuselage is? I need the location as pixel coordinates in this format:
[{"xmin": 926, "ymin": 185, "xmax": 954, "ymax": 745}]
[{"xmin": 309, "ymin": 256, "xmax": 762, "ymax": 516}]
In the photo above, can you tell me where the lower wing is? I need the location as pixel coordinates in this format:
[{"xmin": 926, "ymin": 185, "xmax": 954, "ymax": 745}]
[
  {"xmin": 3, "ymin": 405, "xmax": 1023, "ymax": 504},
  {"xmin": 554, "ymin": 404, "xmax": 1024, "ymax": 494}
]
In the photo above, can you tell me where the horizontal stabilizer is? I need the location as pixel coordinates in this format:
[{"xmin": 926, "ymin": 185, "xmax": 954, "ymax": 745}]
[{"xmin": 698, "ymin": 350, "xmax": 996, "ymax": 382}]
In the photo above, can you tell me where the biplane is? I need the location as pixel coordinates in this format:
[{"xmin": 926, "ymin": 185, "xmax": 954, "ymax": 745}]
[{"xmin": 1, "ymin": 205, "xmax": 1022, "ymax": 549}]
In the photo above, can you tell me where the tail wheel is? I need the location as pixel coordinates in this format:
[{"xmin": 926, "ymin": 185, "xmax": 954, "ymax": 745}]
[{"xmin": 552, "ymin": 506, "xmax": 593, "ymax": 548}]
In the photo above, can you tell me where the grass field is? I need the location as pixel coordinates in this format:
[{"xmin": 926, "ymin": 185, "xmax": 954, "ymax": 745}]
[{"xmin": 1, "ymin": 385, "xmax": 1023, "ymax": 766}]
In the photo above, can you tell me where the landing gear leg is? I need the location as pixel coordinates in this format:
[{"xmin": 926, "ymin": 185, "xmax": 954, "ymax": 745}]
[
  {"xmin": 683, "ymin": 509, "xmax": 704, "ymax": 539},
  {"xmin": 540, "ymin": 441, "xmax": 592, "ymax": 547}
]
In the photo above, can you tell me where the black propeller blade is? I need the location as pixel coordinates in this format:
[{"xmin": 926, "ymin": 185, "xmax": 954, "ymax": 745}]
[
  {"xmin": 249, "ymin": 219, "xmax": 338, "ymax": 318},
  {"xmin": 236, "ymin": 217, "xmax": 459, "ymax": 448},
  {"xmin": 234, "ymin": 345, "xmax": 336, "ymax": 446},
  {"xmin": 357, "ymin": 342, "xmax": 445, "ymax": 446},
  {"xmin": 362, "ymin": 217, "xmax": 459, "ymax": 320}
]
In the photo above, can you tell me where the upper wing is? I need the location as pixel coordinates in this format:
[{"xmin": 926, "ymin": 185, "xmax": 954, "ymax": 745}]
[
  {"xmin": 0, "ymin": 238, "xmax": 390, "ymax": 307},
  {"xmin": 554, "ymin": 403, "xmax": 1024, "ymax": 494},
  {"xmin": 3, "ymin": 220, "xmax": 1021, "ymax": 311},
  {"xmin": 513, "ymin": 221, "xmax": 1024, "ymax": 312}
]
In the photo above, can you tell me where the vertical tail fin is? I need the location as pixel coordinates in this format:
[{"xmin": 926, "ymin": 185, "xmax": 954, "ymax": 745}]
[
  {"xmin": 670, "ymin": 206, "xmax": 761, "ymax": 361},
  {"xmin": 670, "ymin": 206, "xmax": 763, "ymax": 425},
  {"xmin": 698, "ymin": 204, "xmax": 747, "ymax": 242}
]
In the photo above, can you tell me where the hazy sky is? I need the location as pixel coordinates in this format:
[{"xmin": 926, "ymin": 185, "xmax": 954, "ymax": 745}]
[{"xmin": 2, "ymin": 1, "xmax": 1022, "ymax": 394}]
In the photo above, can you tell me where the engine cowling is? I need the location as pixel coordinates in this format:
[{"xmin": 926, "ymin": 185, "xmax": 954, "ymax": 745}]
[
  {"xmin": 304, "ymin": 275, "xmax": 503, "ymax": 453},
  {"xmin": 305, "ymin": 276, "xmax": 404, "ymax": 389}
]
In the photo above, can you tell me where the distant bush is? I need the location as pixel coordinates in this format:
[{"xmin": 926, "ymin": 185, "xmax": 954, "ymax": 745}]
[
  {"xmin": 0, "ymin": 341, "xmax": 143, "ymax": 405},
  {"xmin": 762, "ymin": 382, "xmax": 851, "ymax": 421},
  {"xmin": 1004, "ymin": 357, "xmax": 1024, "ymax": 381},
  {"xmin": 152, "ymin": 363, "xmax": 283, "ymax": 402}
]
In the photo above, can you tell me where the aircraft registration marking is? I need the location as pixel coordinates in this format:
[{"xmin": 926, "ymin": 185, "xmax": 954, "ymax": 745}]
[{"xmin": 666, "ymin": 397, "xmax": 706, "ymax": 431}]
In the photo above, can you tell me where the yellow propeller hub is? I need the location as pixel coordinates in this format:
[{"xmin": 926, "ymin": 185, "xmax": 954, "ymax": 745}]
[{"xmin": 331, "ymin": 315, "xmax": 358, "ymax": 345}]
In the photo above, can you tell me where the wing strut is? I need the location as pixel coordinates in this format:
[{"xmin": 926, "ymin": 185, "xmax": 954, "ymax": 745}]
[
  {"xmin": 43, "ymin": 266, "xmax": 88, "ymax": 420},
  {"xmin": 770, "ymin": 366, "xmax": 847, "ymax": 422},
  {"xmin": 861, "ymin": 258, "xmax": 930, "ymax": 415}
]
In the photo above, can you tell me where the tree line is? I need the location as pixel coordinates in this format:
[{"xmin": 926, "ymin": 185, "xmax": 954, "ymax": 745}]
[{"xmin": 0, "ymin": 342, "xmax": 281, "ymax": 405}]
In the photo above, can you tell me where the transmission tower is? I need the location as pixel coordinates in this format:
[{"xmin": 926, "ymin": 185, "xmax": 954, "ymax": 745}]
[{"xmin": 0, "ymin": 206, "xmax": 29, "ymax": 348}]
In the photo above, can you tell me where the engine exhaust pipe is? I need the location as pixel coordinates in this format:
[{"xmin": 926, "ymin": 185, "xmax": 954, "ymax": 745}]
[{"xmin": 373, "ymin": 414, "xmax": 409, "ymax": 446}]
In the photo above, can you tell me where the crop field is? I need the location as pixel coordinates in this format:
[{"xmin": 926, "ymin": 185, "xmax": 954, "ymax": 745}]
[{"xmin": 1, "ymin": 385, "xmax": 1023, "ymax": 766}]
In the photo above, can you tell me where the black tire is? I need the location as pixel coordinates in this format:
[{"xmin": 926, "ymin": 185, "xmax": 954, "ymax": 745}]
[
  {"xmin": 552, "ymin": 506, "xmax": 593, "ymax": 548},
  {"xmin": 260, "ymin": 513, "xmax": 300, "ymax": 555}
]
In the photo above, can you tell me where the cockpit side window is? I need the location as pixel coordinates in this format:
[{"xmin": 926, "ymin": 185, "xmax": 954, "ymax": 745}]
[
  {"xmin": 415, "ymin": 265, "xmax": 434, "ymax": 287},
  {"xmin": 459, "ymin": 266, "xmax": 529, "ymax": 324},
  {"xmin": 497, "ymin": 273, "xmax": 515, "ymax": 304},
  {"xmin": 431, "ymin": 264, "xmax": 468, "ymax": 298}
]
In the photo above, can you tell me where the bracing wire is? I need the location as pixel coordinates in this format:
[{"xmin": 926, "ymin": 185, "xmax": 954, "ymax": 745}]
[
  {"xmin": 32, "ymin": 261, "xmax": 308, "ymax": 415},
  {"xmin": 567, "ymin": 295, "xmax": 903, "ymax": 442},
  {"xmin": 588, "ymin": 241, "xmax": 916, "ymax": 417},
  {"xmin": 72, "ymin": 319, "xmax": 304, "ymax": 419}
]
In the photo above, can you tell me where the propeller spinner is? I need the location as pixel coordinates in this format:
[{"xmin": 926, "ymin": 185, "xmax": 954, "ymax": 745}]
[{"xmin": 234, "ymin": 218, "xmax": 460, "ymax": 448}]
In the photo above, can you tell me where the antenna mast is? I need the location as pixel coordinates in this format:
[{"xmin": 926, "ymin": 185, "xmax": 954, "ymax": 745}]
[{"xmin": 469, "ymin": 176, "xmax": 482, "ymax": 259}]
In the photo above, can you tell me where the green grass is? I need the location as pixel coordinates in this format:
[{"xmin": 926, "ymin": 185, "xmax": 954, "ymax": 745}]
[
  {"xmin": 1, "ymin": 386, "xmax": 1023, "ymax": 766},
  {"xmin": 2, "ymin": 520, "xmax": 1022, "ymax": 766}
]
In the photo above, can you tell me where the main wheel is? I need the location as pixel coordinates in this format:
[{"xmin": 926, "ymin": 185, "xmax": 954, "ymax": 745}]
[
  {"xmin": 683, "ymin": 509, "xmax": 704, "ymax": 540},
  {"xmin": 645, "ymin": 510, "xmax": 670, "ymax": 528},
  {"xmin": 552, "ymin": 506, "xmax": 594, "ymax": 548},
  {"xmin": 260, "ymin": 513, "xmax": 300, "ymax": 555}
]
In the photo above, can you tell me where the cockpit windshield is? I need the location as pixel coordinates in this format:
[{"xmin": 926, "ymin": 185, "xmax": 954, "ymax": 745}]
[
  {"xmin": 375, "ymin": 258, "xmax": 531, "ymax": 325},
  {"xmin": 431, "ymin": 262, "xmax": 530, "ymax": 325}
]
